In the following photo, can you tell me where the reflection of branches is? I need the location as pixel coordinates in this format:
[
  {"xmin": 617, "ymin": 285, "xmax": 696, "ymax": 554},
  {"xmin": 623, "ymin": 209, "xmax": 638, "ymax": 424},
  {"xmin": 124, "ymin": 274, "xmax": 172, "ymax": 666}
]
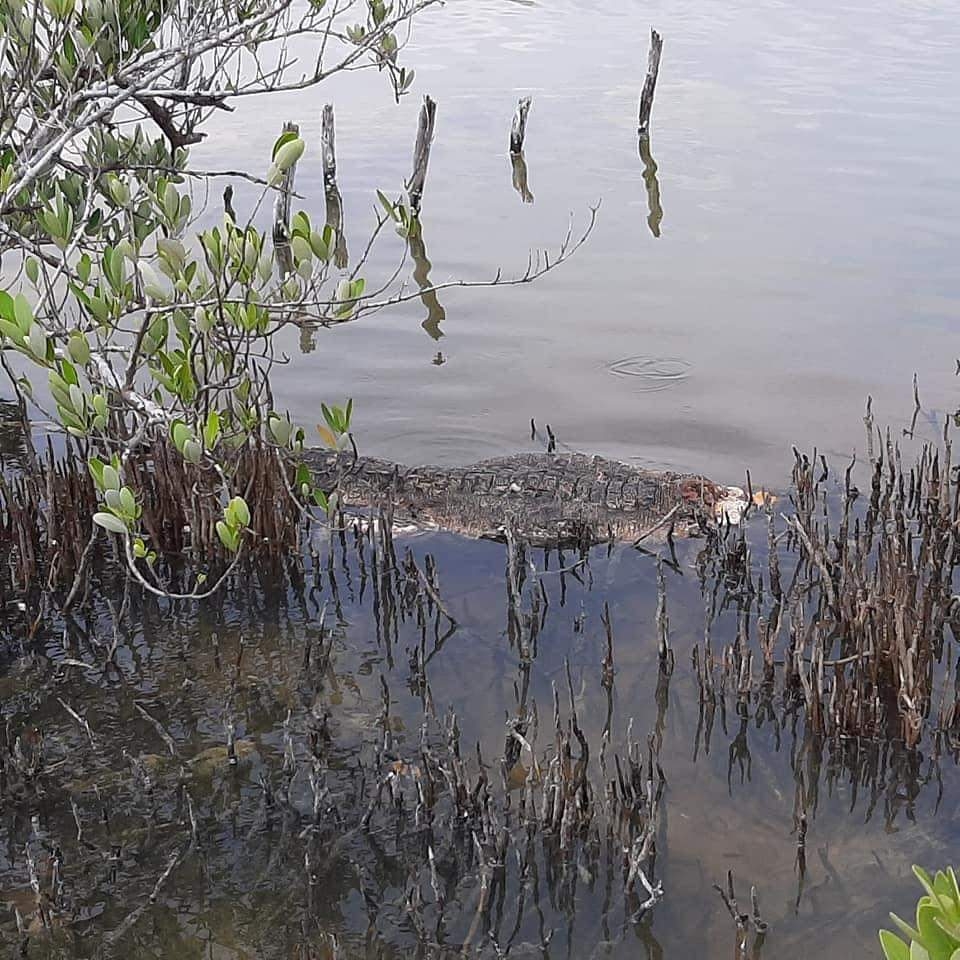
[
  {"xmin": 638, "ymin": 136, "xmax": 663, "ymax": 238},
  {"xmin": 326, "ymin": 187, "xmax": 349, "ymax": 270},
  {"xmin": 510, "ymin": 153, "xmax": 534, "ymax": 204},
  {"xmin": 409, "ymin": 224, "xmax": 446, "ymax": 340},
  {"xmin": 356, "ymin": 204, "xmax": 599, "ymax": 317},
  {"xmin": 108, "ymin": 204, "xmax": 598, "ymax": 333}
]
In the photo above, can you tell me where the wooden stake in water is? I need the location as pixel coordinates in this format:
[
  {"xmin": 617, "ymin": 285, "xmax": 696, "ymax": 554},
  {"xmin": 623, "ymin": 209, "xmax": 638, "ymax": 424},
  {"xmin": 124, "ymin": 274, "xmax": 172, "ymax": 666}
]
[
  {"xmin": 509, "ymin": 96, "xmax": 535, "ymax": 202},
  {"xmin": 321, "ymin": 103, "xmax": 348, "ymax": 268},
  {"xmin": 510, "ymin": 96, "xmax": 531, "ymax": 154},
  {"xmin": 320, "ymin": 103, "xmax": 337, "ymax": 193},
  {"xmin": 272, "ymin": 120, "xmax": 299, "ymax": 275},
  {"xmin": 407, "ymin": 95, "xmax": 436, "ymax": 213},
  {"xmin": 637, "ymin": 29, "xmax": 663, "ymax": 138}
]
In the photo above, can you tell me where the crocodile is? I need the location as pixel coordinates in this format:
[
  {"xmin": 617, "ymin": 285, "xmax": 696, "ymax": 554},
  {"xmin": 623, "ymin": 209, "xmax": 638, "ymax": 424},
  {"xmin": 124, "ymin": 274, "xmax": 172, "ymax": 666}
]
[{"xmin": 302, "ymin": 449, "xmax": 746, "ymax": 547}]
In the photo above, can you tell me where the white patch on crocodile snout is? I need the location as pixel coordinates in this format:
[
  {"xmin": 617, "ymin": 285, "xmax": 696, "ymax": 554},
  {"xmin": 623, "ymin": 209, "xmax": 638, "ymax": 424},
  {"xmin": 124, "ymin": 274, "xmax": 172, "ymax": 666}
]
[
  {"xmin": 352, "ymin": 518, "xmax": 425, "ymax": 538},
  {"xmin": 509, "ymin": 482, "xmax": 522, "ymax": 493},
  {"xmin": 714, "ymin": 486, "xmax": 748, "ymax": 525},
  {"xmin": 310, "ymin": 517, "xmax": 430, "ymax": 547}
]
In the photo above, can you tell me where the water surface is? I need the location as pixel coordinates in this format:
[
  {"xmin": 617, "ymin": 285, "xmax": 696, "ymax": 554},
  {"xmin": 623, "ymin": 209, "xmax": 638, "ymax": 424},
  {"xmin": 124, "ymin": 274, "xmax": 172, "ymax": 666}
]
[{"xmin": 196, "ymin": 0, "xmax": 960, "ymax": 485}]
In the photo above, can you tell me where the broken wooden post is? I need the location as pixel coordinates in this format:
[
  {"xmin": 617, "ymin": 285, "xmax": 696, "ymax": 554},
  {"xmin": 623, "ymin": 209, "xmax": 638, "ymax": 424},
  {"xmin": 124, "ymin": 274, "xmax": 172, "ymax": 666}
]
[
  {"xmin": 222, "ymin": 184, "xmax": 236, "ymax": 224},
  {"xmin": 509, "ymin": 96, "xmax": 534, "ymax": 203},
  {"xmin": 272, "ymin": 120, "xmax": 298, "ymax": 276},
  {"xmin": 320, "ymin": 103, "xmax": 348, "ymax": 268},
  {"xmin": 509, "ymin": 96, "xmax": 531, "ymax": 154},
  {"xmin": 320, "ymin": 103, "xmax": 337, "ymax": 193},
  {"xmin": 406, "ymin": 95, "xmax": 436, "ymax": 214},
  {"xmin": 637, "ymin": 29, "xmax": 663, "ymax": 138}
]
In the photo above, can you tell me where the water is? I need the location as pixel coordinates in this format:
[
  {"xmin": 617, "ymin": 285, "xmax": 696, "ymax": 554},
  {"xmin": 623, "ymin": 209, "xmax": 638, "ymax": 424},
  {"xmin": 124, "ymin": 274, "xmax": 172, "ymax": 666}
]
[
  {"xmin": 195, "ymin": 0, "xmax": 960, "ymax": 487},
  {"xmin": 1, "ymin": 523, "xmax": 955, "ymax": 957},
  {"xmin": 4, "ymin": 1, "xmax": 960, "ymax": 954}
]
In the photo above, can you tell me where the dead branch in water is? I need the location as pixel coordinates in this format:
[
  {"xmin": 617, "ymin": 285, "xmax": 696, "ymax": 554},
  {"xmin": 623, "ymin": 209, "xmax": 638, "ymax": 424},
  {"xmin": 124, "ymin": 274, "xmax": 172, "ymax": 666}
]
[
  {"xmin": 637, "ymin": 29, "xmax": 663, "ymax": 138},
  {"xmin": 407, "ymin": 95, "xmax": 436, "ymax": 213},
  {"xmin": 510, "ymin": 96, "xmax": 532, "ymax": 154},
  {"xmin": 272, "ymin": 120, "xmax": 300, "ymax": 277}
]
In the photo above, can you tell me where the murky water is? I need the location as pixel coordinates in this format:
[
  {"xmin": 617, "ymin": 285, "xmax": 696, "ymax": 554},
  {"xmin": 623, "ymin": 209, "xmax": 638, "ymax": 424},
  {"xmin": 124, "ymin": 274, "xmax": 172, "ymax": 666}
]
[
  {"xmin": 2, "ymin": 502, "xmax": 956, "ymax": 958},
  {"xmin": 195, "ymin": 0, "xmax": 960, "ymax": 487}
]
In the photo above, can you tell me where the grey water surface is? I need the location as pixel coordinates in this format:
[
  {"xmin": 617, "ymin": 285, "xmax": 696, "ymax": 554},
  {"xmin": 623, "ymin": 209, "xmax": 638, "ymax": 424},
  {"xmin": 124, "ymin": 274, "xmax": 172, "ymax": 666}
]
[{"xmin": 195, "ymin": 0, "xmax": 960, "ymax": 487}]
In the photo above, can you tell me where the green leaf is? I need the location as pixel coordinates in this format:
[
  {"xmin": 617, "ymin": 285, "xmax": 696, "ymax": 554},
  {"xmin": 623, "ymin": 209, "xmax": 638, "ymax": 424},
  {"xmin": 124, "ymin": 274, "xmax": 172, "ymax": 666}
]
[
  {"xmin": 918, "ymin": 902, "xmax": 959, "ymax": 959},
  {"xmin": 892, "ymin": 913, "xmax": 924, "ymax": 945},
  {"xmin": 88, "ymin": 458, "xmax": 106, "ymax": 490},
  {"xmin": 216, "ymin": 520, "xmax": 238, "ymax": 552},
  {"xmin": 101, "ymin": 464, "xmax": 120, "ymax": 491},
  {"xmin": 77, "ymin": 253, "xmax": 92, "ymax": 284},
  {"xmin": 321, "ymin": 402, "xmax": 337, "ymax": 434},
  {"xmin": 291, "ymin": 235, "xmax": 312, "ymax": 264},
  {"xmin": 119, "ymin": 486, "xmax": 137, "ymax": 518},
  {"xmin": 67, "ymin": 332, "xmax": 91, "ymax": 365},
  {"xmin": 880, "ymin": 932, "xmax": 910, "ymax": 960},
  {"xmin": 182, "ymin": 439, "xmax": 202, "ymax": 464},
  {"xmin": 273, "ymin": 137, "xmax": 305, "ymax": 174},
  {"xmin": 171, "ymin": 420, "xmax": 191, "ymax": 452},
  {"xmin": 203, "ymin": 410, "xmax": 220, "ymax": 449},
  {"xmin": 227, "ymin": 496, "xmax": 250, "ymax": 528},
  {"xmin": 376, "ymin": 189, "xmax": 398, "ymax": 221},
  {"xmin": 268, "ymin": 415, "xmax": 292, "ymax": 447},
  {"xmin": 49, "ymin": 373, "xmax": 72, "ymax": 411},
  {"xmin": 272, "ymin": 130, "xmax": 300, "ymax": 161},
  {"xmin": 162, "ymin": 181, "xmax": 179, "ymax": 222},
  {"xmin": 308, "ymin": 229, "xmax": 329, "ymax": 261},
  {"xmin": 0, "ymin": 318, "xmax": 25, "ymax": 346},
  {"xmin": 27, "ymin": 322, "xmax": 47, "ymax": 360},
  {"xmin": 291, "ymin": 211, "xmax": 310, "ymax": 238},
  {"xmin": 93, "ymin": 512, "xmax": 128, "ymax": 535},
  {"xmin": 68, "ymin": 383, "xmax": 85, "ymax": 414},
  {"xmin": 13, "ymin": 294, "xmax": 33, "ymax": 333}
]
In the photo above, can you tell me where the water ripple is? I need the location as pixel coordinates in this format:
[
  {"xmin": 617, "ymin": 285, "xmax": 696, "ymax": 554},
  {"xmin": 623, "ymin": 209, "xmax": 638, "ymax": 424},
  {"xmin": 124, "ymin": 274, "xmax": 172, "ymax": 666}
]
[{"xmin": 604, "ymin": 356, "xmax": 692, "ymax": 391}]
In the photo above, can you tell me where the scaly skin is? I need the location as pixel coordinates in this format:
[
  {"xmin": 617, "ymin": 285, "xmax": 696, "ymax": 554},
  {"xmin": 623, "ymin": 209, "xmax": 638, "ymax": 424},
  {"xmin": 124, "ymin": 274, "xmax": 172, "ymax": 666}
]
[{"xmin": 302, "ymin": 450, "xmax": 729, "ymax": 547}]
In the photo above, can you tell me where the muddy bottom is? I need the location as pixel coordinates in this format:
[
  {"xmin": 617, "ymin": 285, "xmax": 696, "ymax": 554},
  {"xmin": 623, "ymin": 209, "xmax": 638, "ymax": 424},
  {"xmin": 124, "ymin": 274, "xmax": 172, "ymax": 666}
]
[{"xmin": 0, "ymin": 516, "xmax": 954, "ymax": 959}]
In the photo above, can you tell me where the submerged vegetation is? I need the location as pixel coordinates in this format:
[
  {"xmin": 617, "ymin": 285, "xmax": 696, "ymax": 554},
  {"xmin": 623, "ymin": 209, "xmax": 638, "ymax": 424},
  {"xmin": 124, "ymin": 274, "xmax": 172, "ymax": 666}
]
[{"xmin": 1, "ymin": 405, "xmax": 959, "ymax": 953}]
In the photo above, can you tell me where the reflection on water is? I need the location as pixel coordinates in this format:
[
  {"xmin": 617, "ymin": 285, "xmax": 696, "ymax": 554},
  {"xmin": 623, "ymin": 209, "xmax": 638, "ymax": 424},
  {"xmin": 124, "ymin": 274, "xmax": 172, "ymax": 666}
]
[
  {"xmin": 510, "ymin": 152, "xmax": 534, "ymax": 204},
  {"xmin": 194, "ymin": 0, "xmax": 960, "ymax": 485},
  {"xmin": 638, "ymin": 135, "xmax": 664, "ymax": 238},
  {"xmin": 1, "ymin": 487, "xmax": 955, "ymax": 957},
  {"xmin": 410, "ymin": 223, "xmax": 447, "ymax": 341}
]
